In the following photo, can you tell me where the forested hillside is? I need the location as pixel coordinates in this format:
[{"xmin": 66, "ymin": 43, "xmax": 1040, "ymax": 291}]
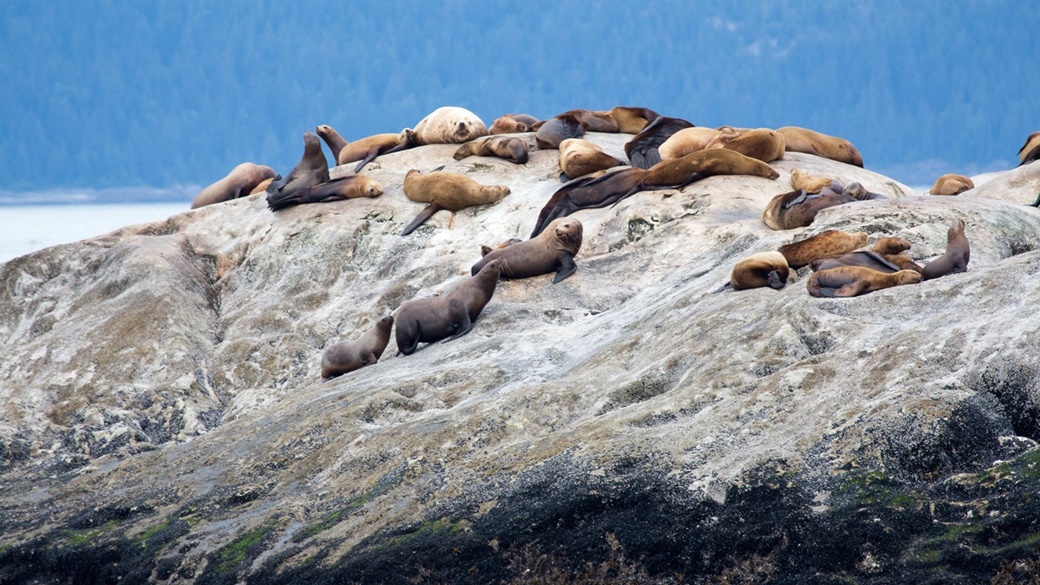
[{"xmin": 0, "ymin": 0, "xmax": 1036, "ymax": 194}]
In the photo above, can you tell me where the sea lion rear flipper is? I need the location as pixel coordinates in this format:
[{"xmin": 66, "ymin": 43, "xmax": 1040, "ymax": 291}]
[
  {"xmin": 400, "ymin": 203, "xmax": 444, "ymax": 236},
  {"xmin": 552, "ymin": 254, "xmax": 577, "ymax": 284},
  {"xmin": 354, "ymin": 148, "xmax": 381, "ymax": 173},
  {"xmin": 400, "ymin": 322, "xmax": 422, "ymax": 356},
  {"xmin": 712, "ymin": 282, "xmax": 733, "ymax": 293},
  {"xmin": 559, "ymin": 171, "xmax": 570, "ymax": 182}
]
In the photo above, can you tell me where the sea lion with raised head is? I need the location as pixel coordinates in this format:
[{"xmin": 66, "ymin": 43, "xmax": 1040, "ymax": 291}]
[
  {"xmin": 453, "ymin": 136, "xmax": 529, "ymax": 164},
  {"xmin": 762, "ymin": 189, "xmax": 856, "ymax": 230},
  {"xmin": 489, "ymin": 114, "xmax": 539, "ymax": 134},
  {"xmin": 267, "ymin": 175, "xmax": 383, "ymax": 211},
  {"xmin": 807, "ymin": 267, "xmax": 922, "ymax": 297},
  {"xmin": 395, "ymin": 259, "xmax": 503, "ymax": 355},
  {"xmin": 191, "ymin": 163, "xmax": 278, "ymax": 209},
  {"xmin": 625, "ymin": 116, "xmax": 696, "ymax": 169},
  {"xmin": 921, "ymin": 219, "xmax": 969, "ymax": 280},
  {"xmin": 400, "ymin": 168, "xmax": 511, "ymax": 235},
  {"xmin": 730, "ymin": 252, "xmax": 790, "ymax": 290},
  {"xmin": 777, "ymin": 230, "xmax": 869, "ymax": 269},
  {"xmin": 558, "ymin": 138, "xmax": 625, "ymax": 180},
  {"xmin": 265, "ymin": 132, "xmax": 330, "ymax": 204},
  {"xmin": 658, "ymin": 127, "xmax": 720, "ymax": 161},
  {"xmin": 1019, "ymin": 131, "xmax": 1040, "ymax": 166},
  {"xmin": 777, "ymin": 126, "xmax": 864, "ymax": 167},
  {"xmin": 705, "ymin": 127, "xmax": 786, "ymax": 163},
  {"xmin": 471, "ymin": 218, "xmax": 583, "ymax": 284},
  {"xmin": 530, "ymin": 167, "xmax": 648, "ymax": 237},
  {"xmin": 535, "ymin": 114, "xmax": 586, "ymax": 149},
  {"xmin": 320, "ymin": 315, "xmax": 394, "ymax": 379},
  {"xmin": 929, "ymin": 173, "xmax": 975, "ymax": 195}
]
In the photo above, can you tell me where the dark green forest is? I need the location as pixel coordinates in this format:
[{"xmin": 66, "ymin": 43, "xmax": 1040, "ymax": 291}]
[{"xmin": 0, "ymin": 1, "xmax": 1037, "ymax": 197}]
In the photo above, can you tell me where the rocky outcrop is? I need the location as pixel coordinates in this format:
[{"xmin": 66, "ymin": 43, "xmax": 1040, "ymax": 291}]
[{"xmin": 3, "ymin": 133, "xmax": 1040, "ymax": 583}]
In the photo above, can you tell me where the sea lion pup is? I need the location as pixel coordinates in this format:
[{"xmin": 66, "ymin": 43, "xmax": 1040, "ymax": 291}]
[
  {"xmin": 265, "ymin": 132, "xmax": 330, "ymax": 205},
  {"xmin": 1019, "ymin": 131, "xmax": 1040, "ymax": 166},
  {"xmin": 191, "ymin": 163, "xmax": 278, "ymax": 209},
  {"xmin": 807, "ymin": 266, "xmax": 922, "ymax": 297},
  {"xmin": 530, "ymin": 167, "xmax": 648, "ymax": 237},
  {"xmin": 625, "ymin": 116, "xmax": 696, "ymax": 169},
  {"xmin": 321, "ymin": 316, "xmax": 394, "ymax": 379},
  {"xmin": 453, "ymin": 136, "xmax": 529, "ymax": 164},
  {"xmin": 471, "ymin": 218, "xmax": 584, "ymax": 284},
  {"xmin": 480, "ymin": 238, "xmax": 522, "ymax": 257},
  {"xmin": 559, "ymin": 109, "xmax": 621, "ymax": 133},
  {"xmin": 776, "ymin": 126, "xmax": 864, "ymax": 167},
  {"xmin": 395, "ymin": 259, "xmax": 503, "ymax": 355},
  {"xmin": 408, "ymin": 106, "xmax": 488, "ymax": 145},
  {"xmin": 730, "ymin": 251, "xmax": 790, "ymax": 290},
  {"xmin": 316, "ymin": 124, "xmax": 419, "ymax": 172},
  {"xmin": 400, "ymin": 168, "xmax": 511, "ymax": 236},
  {"xmin": 267, "ymin": 175, "xmax": 383, "ymax": 211},
  {"xmin": 535, "ymin": 114, "xmax": 586, "ymax": 149},
  {"xmin": 789, "ymin": 168, "xmax": 833, "ymax": 194},
  {"xmin": 620, "ymin": 148, "xmax": 780, "ymax": 203},
  {"xmin": 558, "ymin": 138, "xmax": 625, "ymax": 180},
  {"xmin": 929, "ymin": 173, "xmax": 975, "ymax": 195},
  {"xmin": 658, "ymin": 127, "xmax": 720, "ymax": 161},
  {"xmin": 921, "ymin": 219, "xmax": 970, "ymax": 280},
  {"xmin": 777, "ymin": 230, "xmax": 869, "ymax": 269},
  {"xmin": 607, "ymin": 106, "xmax": 661, "ymax": 134},
  {"xmin": 705, "ymin": 127, "xmax": 786, "ymax": 163},
  {"xmin": 762, "ymin": 189, "xmax": 856, "ymax": 230}
]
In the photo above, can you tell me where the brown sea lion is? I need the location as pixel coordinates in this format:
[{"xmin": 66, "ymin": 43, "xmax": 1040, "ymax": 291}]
[
  {"xmin": 560, "ymin": 109, "xmax": 621, "ymax": 133},
  {"xmin": 1019, "ymin": 131, "xmax": 1040, "ymax": 166},
  {"xmin": 777, "ymin": 230, "xmax": 869, "ymax": 269},
  {"xmin": 400, "ymin": 168, "xmax": 511, "ymax": 235},
  {"xmin": 762, "ymin": 189, "xmax": 856, "ymax": 230},
  {"xmin": 480, "ymin": 238, "xmax": 522, "ymax": 257},
  {"xmin": 625, "ymin": 116, "xmax": 695, "ymax": 169},
  {"xmin": 315, "ymin": 124, "xmax": 349, "ymax": 160},
  {"xmin": 267, "ymin": 175, "xmax": 383, "ymax": 211},
  {"xmin": 530, "ymin": 167, "xmax": 648, "ymax": 237},
  {"xmin": 658, "ymin": 127, "xmax": 720, "ymax": 161},
  {"xmin": 191, "ymin": 163, "xmax": 278, "ymax": 209},
  {"xmin": 776, "ymin": 126, "xmax": 864, "ymax": 167},
  {"xmin": 607, "ymin": 106, "xmax": 661, "ymax": 134},
  {"xmin": 320, "ymin": 315, "xmax": 394, "ymax": 379},
  {"xmin": 395, "ymin": 259, "xmax": 503, "ymax": 355},
  {"xmin": 789, "ymin": 168, "xmax": 833, "ymax": 194},
  {"xmin": 621, "ymin": 148, "xmax": 780, "ymax": 203},
  {"xmin": 453, "ymin": 136, "xmax": 529, "ymax": 164},
  {"xmin": 558, "ymin": 138, "xmax": 625, "ymax": 180},
  {"xmin": 921, "ymin": 219, "xmax": 969, "ymax": 280},
  {"xmin": 265, "ymin": 132, "xmax": 330, "ymax": 204},
  {"xmin": 471, "ymin": 218, "xmax": 583, "ymax": 284},
  {"xmin": 705, "ymin": 127, "xmax": 786, "ymax": 163},
  {"xmin": 535, "ymin": 114, "xmax": 586, "ymax": 149},
  {"xmin": 409, "ymin": 106, "xmax": 488, "ymax": 145},
  {"xmin": 489, "ymin": 114, "xmax": 539, "ymax": 134},
  {"xmin": 807, "ymin": 267, "xmax": 922, "ymax": 297},
  {"xmin": 929, "ymin": 174, "xmax": 975, "ymax": 195},
  {"xmin": 730, "ymin": 252, "xmax": 790, "ymax": 290},
  {"xmin": 315, "ymin": 124, "xmax": 419, "ymax": 172}
]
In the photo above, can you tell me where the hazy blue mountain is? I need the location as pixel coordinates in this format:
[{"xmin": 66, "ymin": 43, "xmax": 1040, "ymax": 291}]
[{"xmin": 1, "ymin": 0, "xmax": 1036, "ymax": 197}]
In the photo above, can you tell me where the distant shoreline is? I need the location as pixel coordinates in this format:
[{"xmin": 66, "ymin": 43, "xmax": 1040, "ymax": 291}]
[{"xmin": 0, "ymin": 186, "xmax": 198, "ymax": 206}]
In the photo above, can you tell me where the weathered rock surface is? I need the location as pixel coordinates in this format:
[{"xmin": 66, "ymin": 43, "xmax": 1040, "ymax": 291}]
[{"xmin": 3, "ymin": 134, "xmax": 1040, "ymax": 583}]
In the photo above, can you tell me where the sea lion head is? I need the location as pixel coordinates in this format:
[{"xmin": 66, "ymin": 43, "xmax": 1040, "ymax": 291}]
[
  {"xmin": 360, "ymin": 177, "xmax": 384, "ymax": 198},
  {"xmin": 502, "ymin": 137, "xmax": 528, "ymax": 164},
  {"xmin": 552, "ymin": 218, "xmax": 584, "ymax": 253},
  {"xmin": 895, "ymin": 270, "xmax": 924, "ymax": 286}
]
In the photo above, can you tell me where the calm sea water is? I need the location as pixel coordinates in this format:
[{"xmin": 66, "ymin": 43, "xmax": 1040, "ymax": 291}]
[{"xmin": 0, "ymin": 203, "xmax": 190, "ymax": 263}]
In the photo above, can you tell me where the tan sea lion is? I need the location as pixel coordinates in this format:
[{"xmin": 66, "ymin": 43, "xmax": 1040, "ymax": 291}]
[
  {"xmin": 730, "ymin": 252, "xmax": 790, "ymax": 290},
  {"xmin": 777, "ymin": 230, "xmax": 868, "ymax": 269},
  {"xmin": 762, "ymin": 189, "xmax": 856, "ymax": 230},
  {"xmin": 530, "ymin": 167, "xmax": 648, "ymax": 237},
  {"xmin": 921, "ymin": 219, "xmax": 969, "ymax": 280},
  {"xmin": 607, "ymin": 106, "xmax": 661, "ymax": 134},
  {"xmin": 265, "ymin": 132, "xmax": 330, "ymax": 204},
  {"xmin": 395, "ymin": 259, "xmax": 503, "ymax": 355},
  {"xmin": 400, "ymin": 168, "xmax": 511, "ymax": 235},
  {"xmin": 705, "ymin": 127, "xmax": 786, "ymax": 163},
  {"xmin": 1019, "ymin": 131, "xmax": 1040, "ymax": 166},
  {"xmin": 658, "ymin": 127, "xmax": 720, "ymax": 161},
  {"xmin": 558, "ymin": 138, "xmax": 625, "ymax": 179},
  {"xmin": 191, "ymin": 163, "xmax": 278, "ymax": 209},
  {"xmin": 789, "ymin": 169, "xmax": 833, "ymax": 194},
  {"xmin": 776, "ymin": 126, "xmax": 864, "ymax": 167},
  {"xmin": 471, "ymin": 218, "xmax": 583, "ymax": 284},
  {"xmin": 625, "ymin": 116, "xmax": 695, "ymax": 169},
  {"xmin": 453, "ymin": 136, "xmax": 529, "ymax": 164},
  {"xmin": 872, "ymin": 237, "xmax": 911, "ymax": 255},
  {"xmin": 480, "ymin": 238, "xmax": 522, "ymax": 257},
  {"xmin": 807, "ymin": 267, "xmax": 922, "ymax": 297},
  {"xmin": 267, "ymin": 175, "xmax": 383, "ymax": 211},
  {"xmin": 489, "ymin": 114, "xmax": 539, "ymax": 134},
  {"xmin": 320, "ymin": 315, "xmax": 394, "ymax": 379},
  {"xmin": 408, "ymin": 106, "xmax": 488, "ymax": 145},
  {"xmin": 929, "ymin": 174, "xmax": 975, "ymax": 195},
  {"xmin": 535, "ymin": 114, "xmax": 586, "ymax": 149},
  {"xmin": 316, "ymin": 124, "xmax": 419, "ymax": 172},
  {"xmin": 560, "ymin": 109, "xmax": 621, "ymax": 133}
]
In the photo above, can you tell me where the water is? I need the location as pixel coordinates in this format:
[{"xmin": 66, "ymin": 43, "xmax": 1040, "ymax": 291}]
[{"xmin": 0, "ymin": 203, "xmax": 190, "ymax": 263}]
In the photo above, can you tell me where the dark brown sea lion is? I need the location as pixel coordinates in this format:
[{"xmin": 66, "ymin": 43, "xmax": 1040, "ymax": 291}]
[
  {"xmin": 400, "ymin": 168, "xmax": 511, "ymax": 235},
  {"xmin": 921, "ymin": 219, "xmax": 969, "ymax": 280},
  {"xmin": 620, "ymin": 148, "xmax": 780, "ymax": 203},
  {"xmin": 777, "ymin": 230, "xmax": 868, "ymax": 269},
  {"xmin": 762, "ymin": 189, "xmax": 856, "ymax": 230},
  {"xmin": 625, "ymin": 116, "xmax": 696, "ymax": 169},
  {"xmin": 558, "ymin": 138, "xmax": 625, "ymax": 180},
  {"xmin": 705, "ymin": 127, "xmax": 786, "ymax": 163},
  {"xmin": 320, "ymin": 315, "xmax": 394, "ymax": 379},
  {"xmin": 807, "ymin": 267, "xmax": 922, "ymax": 297},
  {"xmin": 267, "ymin": 175, "xmax": 383, "ymax": 211},
  {"xmin": 535, "ymin": 114, "xmax": 586, "ymax": 149},
  {"xmin": 607, "ymin": 106, "xmax": 661, "ymax": 134},
  {"xmin": 395, "ymin": 259, "xmax": 503, "ymax": 355},
  {"xmin": 776, "ymin": 126, "xmax": 864, "ymax": 167},
  {"xmin": 929, "ymin": 173, "xmax": 975, "ymax": 195},
  {"xmin": 1019, "ymin": 131, "xmax": 1040, "ymax": 166},
  {"xmin": 471, "ymin": 218, "xmax": 583, "ymax": 284},
  {"xmin": 191, "ymin": 163, "xmax": 278, "ymax": 209},
  {"xmin": 265, "ymin": 132, "xmax": 330, "ymax": 204},
  {"xmin": 560, "ymin": 109, "xmax": 621, "ymax": 133},
  {"xmin": 530, "ymin": 167, "xmax": 648, "ymax": 237},
  {"xmin": 730, "ymin": 252, "xmax": 790, "ymax": 290},
  {"xmin": 316, "ymin": 124, "xmax": 419, "ymax": 172},
  {"xmin": 453, "ymin": 136, "xmax": 529, "ymax": 164},
  {"xmin": 489, "ymin": 114, "xmax": 539, "ymax": 134},
  {"xmin": 658, "ymin": 127, "xmax": 720, "ymax": 161}
]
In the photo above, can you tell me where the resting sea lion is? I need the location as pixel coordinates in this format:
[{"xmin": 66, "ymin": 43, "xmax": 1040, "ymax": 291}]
[
  {"xmin": 776, "ymin": 126, "xmax": 864, "ymax": 167},
  {"xmin": 929, "ymin": 174, "xmax": 974, "ymax": 195},
  {"xmin": 530, "ymin": 167, "xmax": 648, "ymax": 237},
  {"xmin": 762, "ymin": 189, "xmax": 856, "ymax": 230},
  {"xmin": 807, "ymin": 267, "xmax": 922, "ymax": 298},
  {"xmin": 730, "ymin": 252, "xmax": 790, "ymax": 290},
  {"xmin": 267, "ymin": 175, "xmax": 383, "ymax": 211},
  {"xmin": 395, "ymin": 259, "xmax": 503, "ymax": 355},
  {"xmin": 316, "ymin": 125, "xmax": 419, "ymax": 172},
  {"xmin": 321, "ymin": 316, "xmax": 394, "ymax": 379},
  {"xmin": 471, "ymin": 218, "xmax": 583, "ymax": 284},
  {"xmin": 453, "ymin": 136, "xmax": 529, "ymax": 164},
  {"xmin": 620, "ymin": 148, "xmax": 780, "ymax": 203},
  {"xmin": 607, "ymin": 106, "xmax": 661, "ymax": 134},
  {"xmin": 265, "ymin": 132, "xmax": 330, "ymax": 204},
  {"xmin": 535, "ymin": 114, "xmax": 586, "ymax": 149},
  {"xmin": 777, "ymin": 230, "xmax": 868, "ymax": 269},
  {"xmin": 789, "ymin": 169, "xmax": 833, "ymax": 194},
  {"xmin": 191, "ymin": 163, "xmax": 278, "ymax": 209},
  {"xmin": 560, "ymin": 109, "xmax": 621, "ymax": 133},
  {"xmin": 705, "ymin": 127, "xmax": 786, "ymax": 163},
  {"xmin": 409, "ymin": 106, "xmax": 488, "ymax": 145},
  {"xmin": 921, "ymin": 219, "xmax": 969, "ymax": 280},
  {"xmin": 625, "ymin": 116, "xmax": 696, "ymax": 169},
  {"xmin": 811, "ymin": 251, "xmax": 902, "ymax": 273},
  {"xmin": 558, "ymin": 138, "xmax": 625, "ymax": 180},
  {"xmin": 400, "ymin": 168, "xmax": 511, "ymax": 235},
  {"xmin": 658, "ymin": 127, "xmax": 720, "ymax": 161},
  {"xmin": 872, "ymin": 237, "xmax": 911, "ymax": 255},
  {"xmin": 489, "ymin": 114, "xmax": 539, "ymax": 134},
  {"xmin": 1019, "ymin": 131, "xmax": 1040, "ymax": 166}
]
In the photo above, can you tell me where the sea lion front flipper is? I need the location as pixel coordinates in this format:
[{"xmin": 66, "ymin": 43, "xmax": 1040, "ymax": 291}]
[
  {"xmin": 559, "ymin": 171, "xmax": 570, "ymax": 182},
  {"xmin": 767, "ymin": 269, "xmax": 785, "ymax": 290},
  {"xmin": 400, "ymin": 203, "xmax": 444, "ymax": 236},
  {"xmin": 444, "ymin": 313, "xmax": 473, "ymax": 343},
  {"xmin": 552, "ymin": 254, "xmax": 577, "ymax": 284},
  {"xmin": 354, "ymin": 148, "xmax": 381, "ymax": 173}
]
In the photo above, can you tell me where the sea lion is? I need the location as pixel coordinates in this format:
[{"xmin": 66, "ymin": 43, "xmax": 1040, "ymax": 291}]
[
  {"xmin": 777, "ymin": 230, "xmax": 869, "ymax": 269},
  {"xmin": 607, "ymin": 106, "xmax": 661, "ymax": 134},
  {"xmin": 560, "ymin": 109, "xmax": 621, "ymax": 133},
  {"xmin": 620, "ymin": 148, "xmax": 780, "ymax": 203},
  {"xmin": 407, "ymin": 106, "xmax": 488, "ymax": 145},
  {"xmin": 658, "ymin": 127, "xmax": 720, "ymax": 161},
  {"xmin": 400, "ymin": 168, "xmax": 511, "ymax": 235},
  {"xmin": 762, "ymin": 189, "xmax": 856, "ymax": 230},
  {"xmin": 489, "ymin": 114, "xmax": 539, "ymax": 134},
  {"xmin": 535, "ymin": 114, "xmax": 586, "ymax": 149},
  {"xmin": 530, "ymin": 167, "xmax": 648, "ymax": 237},
  {"xmin": 776, "ymin": 126, "xmax": 864, "ymax": 167},
  {"xmin": 921, "ymin": 219, "xmax": 969, "ymax": 280},
  {"xmin": 625, "ymin": 116, "xmax": 696, "ymax": 169},
  {"xmin": 558, "ymin": 138, "xmax": 625, "ymax": 180},
  {"xmin": 929, "ymin": 173, "xmax": 975, "ymax": 195},
  {"xmin": 395, "ymin": 259, "xmax": 503, "ymax": 355},
  {"xmin": 480, "ymin": 238, "xmax": 522, "ymax": 257},
  {"xmin": 453, "ymin": 136, "xmax": 529, "ymax": 164},
  {"xmin": 705, "ymin": 127, "xmax": 786, "ymax": 163},
  {"xmin": 1019, "ymin": 131, "xmax": 1040, "ymax": 166},
  {"xmin": 191, "ymin": 163, "xmax": 278, "ymax": 209},
  {"xmin": 471, "ymin": 218, "xmax": 583, "ymax": 284},
  {"xmin": 811, "ymin": 251, "xmax": 902, "ymax": 273},
  {"xmin": 807, "ymin": 267, "xmax": 922, "ymax": 298},
  {"xmin": 316, "ymin": 125, "xmax": 419, "ymax": 172},
  {"xmin": 315, "ymin": 124, "xmax": 349, "ymax": 160},
  {"xmin": 872, "ymin": 237, "xmax": 911, "ymax": 255},
  {"xmin": 267, "ymin": 175, "xmax": 383, "ymax": 211},
  {"xmin": 265, "ymin": 132, "xmax": 330, "ymax": 205},
  {"xmin": 789, "ymin": 169, "xmax": 833, "ymax": 194},
  {"xmin": 730, "ymin": 252, "xmax": 790, "ymax": 290},
  {"xmin": 320, "ymin": 315, "xmax": 394, "ymax": 379}
]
